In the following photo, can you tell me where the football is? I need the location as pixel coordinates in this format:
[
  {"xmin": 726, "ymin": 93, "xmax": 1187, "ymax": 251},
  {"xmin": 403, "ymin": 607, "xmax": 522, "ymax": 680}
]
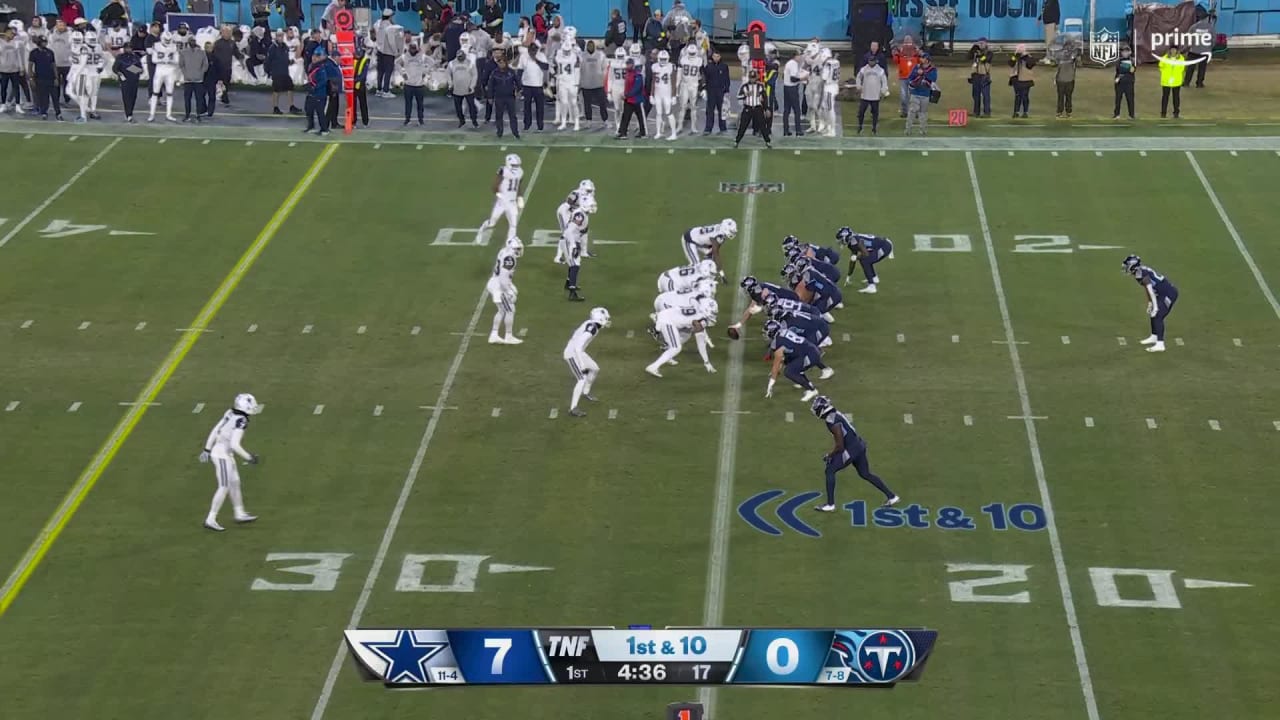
[{"xmin": 727, "ymin": 326, "xmax": 741, "ymax": 340}]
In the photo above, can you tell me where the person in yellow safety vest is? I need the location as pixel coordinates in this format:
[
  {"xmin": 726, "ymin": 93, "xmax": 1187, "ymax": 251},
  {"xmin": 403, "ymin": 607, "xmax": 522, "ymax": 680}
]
[{"xmin": 1158, "ymin": 44, "xmax": 1184, "ymax": 119}]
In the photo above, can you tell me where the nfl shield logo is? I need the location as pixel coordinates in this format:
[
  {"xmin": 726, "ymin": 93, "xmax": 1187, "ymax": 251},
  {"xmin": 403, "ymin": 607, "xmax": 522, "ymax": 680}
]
[
  {"xmin": 757, "ymin": 0, "xmax": 792, "ymax": 18},
  {"xmin": 1090, "ymin": 28, "xmax": 1119, "ymax": 65}
]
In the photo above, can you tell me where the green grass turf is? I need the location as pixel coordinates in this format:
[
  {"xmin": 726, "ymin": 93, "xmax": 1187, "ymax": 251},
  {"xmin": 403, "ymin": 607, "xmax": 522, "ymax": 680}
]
[{"xmin": 0, "ymin": 135, "xmax": 1278, "ymax": 720}]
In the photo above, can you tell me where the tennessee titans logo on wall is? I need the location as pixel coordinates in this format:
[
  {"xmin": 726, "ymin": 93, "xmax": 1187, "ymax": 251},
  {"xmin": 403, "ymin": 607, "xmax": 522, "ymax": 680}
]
[
  {"xmin": 825, "ymin": 630, "xmax": 917, "ymax": 683},
  {"xmin": 757, "ymin": 0, "xmax": 792, "ymax": 18}
]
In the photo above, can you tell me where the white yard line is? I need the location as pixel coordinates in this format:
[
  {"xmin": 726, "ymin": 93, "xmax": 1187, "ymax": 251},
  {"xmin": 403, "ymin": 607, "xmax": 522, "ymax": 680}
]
[
  {"xmin": 309, "ymin": 146, "xmax": 549, "ymax": 720},
  {"xmin": 1186, "ymin": 152, "xmax": 1280, "ymax": 321},
  {"xmin": 965, "ymin": 151, "xmax": 1101, "ymax": 720},
  {"xmin": 0, "ymin": 137, "xmax": 122, "ymax": 249},
  {"xmin": 698, "ymin": 149, "xmax": 759, "ymax": 720}
]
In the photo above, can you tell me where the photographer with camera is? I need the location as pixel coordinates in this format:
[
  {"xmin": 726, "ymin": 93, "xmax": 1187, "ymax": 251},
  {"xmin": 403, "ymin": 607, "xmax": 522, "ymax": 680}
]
[{"xmin": 1008, "ymin": 44, "xmax": 1035, "ymax": 118}]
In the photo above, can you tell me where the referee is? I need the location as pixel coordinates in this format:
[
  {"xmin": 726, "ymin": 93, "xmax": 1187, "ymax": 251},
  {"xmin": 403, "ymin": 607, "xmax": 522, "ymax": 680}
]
[{"xmin": 734, "ymin": 69, "xmax": 772, "ymax": 149}]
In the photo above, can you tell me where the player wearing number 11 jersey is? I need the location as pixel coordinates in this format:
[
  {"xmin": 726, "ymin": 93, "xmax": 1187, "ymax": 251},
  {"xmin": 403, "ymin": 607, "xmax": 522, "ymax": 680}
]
[{"xmin": 479, "ymin": 154, "xmax": 525, "ymax": 242}]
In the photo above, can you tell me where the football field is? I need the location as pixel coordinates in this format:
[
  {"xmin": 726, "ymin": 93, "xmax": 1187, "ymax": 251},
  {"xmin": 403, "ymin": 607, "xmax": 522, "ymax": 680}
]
[{"xmin": 1, "ymin": 129, "xmax": 1278, "ymax": 720}]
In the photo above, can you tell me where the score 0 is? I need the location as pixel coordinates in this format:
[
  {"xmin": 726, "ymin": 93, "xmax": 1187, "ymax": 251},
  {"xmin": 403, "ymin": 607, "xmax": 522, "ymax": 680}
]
[{"xmin": 667, "ymin": 702, "xmax": 704, "ymax": 720}]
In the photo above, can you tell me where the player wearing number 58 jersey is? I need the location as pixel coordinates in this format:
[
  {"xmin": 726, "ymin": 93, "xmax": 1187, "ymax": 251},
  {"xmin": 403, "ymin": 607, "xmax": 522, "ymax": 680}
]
[
  {"xmin": 1123, "ymin": 254, "xmax": 1179, "ymax": 353},
  {"xmin": 199, "ymin": 393, "xmax": 262, "ymax": 532},
  {"xmin": 810, "ymin": 395, "xmax": 899, "ymax": 513},
  {"xmin": 479, "ymin": 154, "xmax": 524, "ymax": 242},
  {"xmin": 564, "ymin": 307, "xmax": 611, "ymax": 417},
  {"xmin": 487, "ymin": 237, "xmax": 525, "ymax": 345}
]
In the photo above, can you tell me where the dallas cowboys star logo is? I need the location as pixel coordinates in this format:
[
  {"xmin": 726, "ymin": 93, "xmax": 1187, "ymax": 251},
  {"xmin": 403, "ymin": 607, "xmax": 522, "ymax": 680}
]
[{"xmin": 361, "ymin": 630, "xmax": 449, "ymax": 684}]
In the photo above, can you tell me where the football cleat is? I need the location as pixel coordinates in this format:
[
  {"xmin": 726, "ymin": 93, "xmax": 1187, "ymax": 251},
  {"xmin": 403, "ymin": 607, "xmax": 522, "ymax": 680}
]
[
  {"xmin": 883, "ymin": 495, "xmax": 901, "ymax": 507},
  {"xmin": 801, "ymin": 389, "xmax": 819, "ymax": 402},
  {"xmin": 204, "ymin": 520, "xmax": 225, "ymax": 532},
  {"xmin": 1139, "ymin": 334, "xmax": 1158, "ymax": 345},
  {"xmin": 1146, "ymin": 342, "xmax": 1166, "ymax": 353},
  {"xmin": 858, "ymin": 284, "xmax": 878, "ymax": 294},
  {"xmin": 235, "ymin": 513, "xmax": 257, "ymax": 524},
  {"xmin": 569, "ymin": 408, "xmax": 587, "ymax": 417},
  {"xmin": 645, "ymin": 366, "xmax": 663, "ymax": 378},
  {"xmin": 819, "ymin": 367, "xmax": 835, "ymax": 380},
  {"xmin": 814, "ymin": 504, "xmax": 837, "ymax": 513},
  {"xmin": 503, "ymin": 335, "xmax": 523, "ymax": 344}
]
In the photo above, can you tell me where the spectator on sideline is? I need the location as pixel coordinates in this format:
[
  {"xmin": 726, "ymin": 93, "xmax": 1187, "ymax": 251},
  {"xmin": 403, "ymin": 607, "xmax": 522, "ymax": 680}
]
[
  {"xmin": 605, "ymin": 9, "xmax": 627, "ymax": 53},
  {"xmin": 268, "ymin": 31, "xmax": 299, "ymax": 114},
  {"xmin": 905, "ymin": 52, "xmax": 936, "ymax": 135},
  {"xmin": 246, "ymin": 26, "xmax": 268, "ymax": 80},
  {"xmin": 531, "ymin": 3, "xmax": 549, "ymax": 44},
  {"xmin": 580, "ymin": 40, "xmax": 608, "ymax": 126},
  {"xmin": 477, "ymin": 47, "xmax": 498, "ymax": 123},
  {"xmin": 61, "ymin": 0, "xmax": 86, "ymax": 27},
  {"xmin": 862, "ymin": 40, "xmax": 886, "ymax": 71},
  {"xmin": 1054, "ymin": 46, "xmax": 1078, "ymax": 118},
  {"xmin": 178, "ymin": 34, "xmax": 208, "ymax": 122},
  {"xmin": 891, "ymin": 37, "xmax": 919, "ymax": 118},
  {"xmin": 303, "ymin": 45, "xmax": 332, "ymax": 134},
  {"xmin": 444, "ymin": 12, "xmax": 466, "ymax": 61},
  {"xmin": 202, "ymin": 40, "xmax": 218, "ymax": 118},
  {"xmin": 781, "ymin": 50, "xmax": 808, "ymax": 137},
  {"xmin": 1039, "ymin": 0, "xmax": 1060, "ymax": 62},
  {"xmin": 703, "ymin": 48, "xmax": 728, "ymax": 134},
  {"xmin": 629, "ymin": 0, "xmax": 650, "ymax": 43},
  {"xmin": 518, "ymin": 44, "xmax": 546, "ymax": 131},
  {"xmin": 854, "ymin": 56, "xmax": 889, "ymax": 135},
  {"xmin": 448, "ymin": 49, "xmax": 478, "ymax": 128},
  {"xmin": 398, "ymin": 41, "xmax": 429, "ymax": 126},
  {"xmin": 112, "ymin": 37, "xmax": 142, "ymax": 122},
  {"xmin": 153, "ymin": 0, "xmax": 180, "ymax": 29},
  {"xmin": 1113, "ymin": 45, "xmax": 1136, "ymax": 119},
  {"xmin": 1009, "ymin": 44, "xmax": 1035, "ymax": 118},
  {"xmin": 482, "ymin": 0, "xmax": 504, "ymax": 41},
  {"xmin": 1158, "ymin": 44, "xmax": 1183, "ymax": 119},
  {"xmin": 643, "ymin": 10, "xmax": 664, "ymax": 54},
  {"xmin": 1184, "ymin": 12, "xmax": 1211, "ymax": 88},
  {"xmin": 324, "ymin": 48, "xmax": 342, "ymax": 129},
  {"xmin": 968, "ymin": 37, "xmax": 992, "ymax": 118},
  {"xmin": 373, "ymin": 10, "xmax": 402, "ymax": 98},
  {"xmin": 280, "ymin": 0, "xmax": 304, "ymax": 28},
  {"xmin": 615, "ymin": 57, "xmax": 646, "ymax": 138},
  {"xmin": 29, "ymin": 33, "xmax": 62, "ymax": 120},
  {"xmin": 251, "ymin": 0, "xmax": 272, "ymax": 31},
  {"xmin": 49, "ymin": 19, "xmax": 71, "ymax": 103},
  {"xmin": 0, "ymin": 26, "xmax": 20, "ymax": 113},
  {"xmin": 212, "ymin": 25, "xmax": 239, "ymax": 106},
  {"xmin": 486, "ymin": 50, "xmax": 520, "ymax": 138},
  {"xmin": 352, "ymin": 46, "xmax": 369, "ymax": 127}
]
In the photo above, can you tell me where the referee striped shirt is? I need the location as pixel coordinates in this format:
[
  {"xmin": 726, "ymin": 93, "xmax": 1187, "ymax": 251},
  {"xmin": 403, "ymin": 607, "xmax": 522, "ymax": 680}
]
[{"xmin": 738, "ymin": 80, "xmax": 766, "ymax": 108}]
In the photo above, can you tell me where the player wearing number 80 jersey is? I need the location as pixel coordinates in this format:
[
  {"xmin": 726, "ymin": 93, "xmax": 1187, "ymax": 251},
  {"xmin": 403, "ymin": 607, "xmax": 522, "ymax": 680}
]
[
  {"xmin": 479, "ymin": 154, "xmax": 525, "ymax": 242},
  {"xmin": 676, "ymin": 44, "xmax": 705, "ymax": 135},
  {"xmin": 564, "ymin": 307, "xmax": 610, "ymax": 417},
  {"xmin": 487, "ymin": 237, "xmax": 525, "ymax": 345}
]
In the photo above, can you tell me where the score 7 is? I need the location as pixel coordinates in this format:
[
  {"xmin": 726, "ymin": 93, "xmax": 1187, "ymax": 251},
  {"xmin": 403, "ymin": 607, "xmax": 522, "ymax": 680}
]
[{"xmin": 484, "ymin": 637, "xmax": 512, "ymax": 674}]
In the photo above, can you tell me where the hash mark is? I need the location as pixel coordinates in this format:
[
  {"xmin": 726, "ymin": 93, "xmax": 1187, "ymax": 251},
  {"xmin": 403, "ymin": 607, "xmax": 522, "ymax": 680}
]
[
  {"xmin": 21, "ymin": 320, "xmax": 32, "ymax": 329},
  {"xmin": 491, "ymin": 407, "xmax": 501, "ymax": 417},
  {"xmin": 411, "ymin": 325, "xmax": 422, "ymax": 335},
  {"xmin": 1274, "ymin": 420, "xmax": 1280, "ymax": 431},
  {"xmin": 1061, "ymin": 335, "xmax": 1071, "ymax": 344},
  {"xmin": 313, "ymin": 404, "xmax": 325, "ymax": 415},
  {"xmin": 357, "ymin": 325, "xmax": 367, "ymax": 335},
  {"xmin": 963, "ymin": 415, "xmax": 973, "ymax": 426},
  {"xmin": 373, "ymin": 143, "xmax": 381, "ymax": 150},
  {"xmin": 1175, "ymin": 337, "xmax": 1184, "ymax": 346},
  {"xmin": 878, "ymin": 150, "xmax": 886, "ymax": 157},
  {"xmin": 1051, "ymin": 151, "xmax": 1059, "ymax": 157},
  {"xmin": 374, "ymin": 405, "xmax": 384, "ymax": 416},
  {"xmin": 68, "ymin": 402, "xmax": 81, "ymax": 413},
  {"xmin": 202, "ymin": 139, "xmax": 210, "ymax": 145},
  {"xmin": 247, "ymin": 323, "xmax": 258, "ymax": 333},
  {"xmin": 302, "ymin": 324, "xmax": 313, "ymax": 334},
  {"xmin": 1140, "ymin": 151, "xmax": 1148, "ymax": 157},
  {"xmin": 69, "ymin": 136, "xmax": 78, "ymax": 142},
  {"xmin": 549, "ymin": 407, "xmax": 559, "ymax": 419},
  {"xmin": 626, "ymin": 329, "xmax": 635, "ymax": 338},
  {"xmin": 1208, "ymin": 419, "xmax": 1221, "ymax": 431},
  {"xmin": 135, "ymin": 321, "xmax": 147, "ymax": 331},
  {"xmin": 1084, "ymin": 416, "xmax": 1094, "ymax": 427},
  {"xmin": 1233, "ymin": 338, "xmax": 1242, "ymax": 347},
  {"xmin": 1095, "ymin": 151, "xmax": 1103, "ymax": 157},
  {"xmin": 608, "ymin": 408, "xmax": 618, "ymax": 419},
  {"xmin": 1007, "ymin": 151, "xmax": 1014, "ymax": 157},
  {"xmin": 626, "ymin": 148, "xmax": 632, "ymax": 154},
  {"xmin": 458, "ymin": 145, "xmax": 466, "ymax": 151},
  {"xmin": 246, "ymin": 141, "xmax": 254, "ymax": 146},
  {"xmin": 287, "ymin": 141, "xmax": 295, "ymax": 147},
  {"xmin": 785, "ymin": 411, "xmax": 794, "ymax": 423},
  {"xmin": 23, "ymin": 133, "xmax": 32, "ymax": 139},
  {"xmin": 1230, "ymin": 150, "xmax": 1238, "ymax": 157},
  {"xmin": 710, "ymin": 149, "xmax": 717, "ymax": 155},
  {"xmin": 794, "ymin": 150, "xmax": 801, "ymax": 156},
  {"xmin": 922, "ymin": 151, "xmax": 929, "ymax": 157},
  {"xmin": 159, "ymin": 138, "xmax": 167, "ymax": 144},
  {"xmin": 666, "ymin": 409, "xmax": 676, "ymax": 420},
  {"xmin": 896, "ymin": 332, "xmax": 905, "ymax": 343},
  {"xmin": 1146, "ymin": 417, "xmax": 1158, "ymax": 429},
  {"xmin": 5, "ymin": 401, "xmax": 18, "ymax": 412},
  {"xmin": 500, "ymin": 145, "xmax": 507, "ymax": 151},
  {"xmin": 584, "ymin": 147, "xmax": 591, "ymax": 153},
  {"xmin": 193, "ymin": 403, "xmax": 205, "ymax": 414},
  {"xmin": 1117, "ymin": 336, "xmax": 1128, "ymax": 346},
  {"xmin": 836, "ymin": 150, "xmax": 844, "ymax": 156},
  {"xmin": 842, "ymin": 333, "xmax": 851, "ymax": 342},
  {"xmin": 416, "ymin": 144, "xmax": 423, "ymax": 150},
  {"xmin": 518, "ymin": 327, "xmax": 528, "ymax": 337},
  {"xmin": 903, "ymin": 413, "xmax": 913, "ymax": 425},
  {"xmin": 78, "ymin": 321, "xmax": 91, "ymax": 330},
  {"xmin": 671, "ymin": 148, "xmax": 677, "ymax": 155},
  {"xmin": 951, "ymin": 335, "xmax": 959, "ymax": 343}
]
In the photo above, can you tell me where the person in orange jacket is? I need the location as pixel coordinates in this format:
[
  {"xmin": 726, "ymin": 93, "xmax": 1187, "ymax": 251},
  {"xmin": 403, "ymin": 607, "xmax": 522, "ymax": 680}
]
[{"xmin": 891, "ymin": 36, "xmax": 919, "ymax": 118}]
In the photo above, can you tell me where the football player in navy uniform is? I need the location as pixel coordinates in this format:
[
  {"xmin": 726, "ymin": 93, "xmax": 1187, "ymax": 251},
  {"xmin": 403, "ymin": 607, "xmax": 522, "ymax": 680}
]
[
  {"xmin": 810, "ymin": 395, "xmax": 899, "ymax": 512},
  {"xmin": 837, "ymin": 226, "xmax": 894, "ymax": 293},
  {"xmin": 763, "ymin": 319, "xmax": 833, "ymax": 402},
  {"xmin": 1123, "ymin": 254, "xmax": 1179, "ymax": 353},
  {"xmin": 781, "ymin": 234, "xmax": 840, "ymax": 266},
  {"xmin": 785, "ymin": 251, "xmax": 841, "ymax": 285},
  {"xmin": 767, "ymin": 295, "xmax": 832, "ymax": 348},
  {"xmin": 788, "ymin": 261, "xmax": 844, "ymax": 320},
  {"xmin": 728, "ymin": 275, "xmax": 800, "ymax": 338}
]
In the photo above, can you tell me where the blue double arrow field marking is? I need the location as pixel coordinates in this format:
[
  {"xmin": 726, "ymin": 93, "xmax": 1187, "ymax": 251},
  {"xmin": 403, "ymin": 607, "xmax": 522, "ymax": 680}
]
[{"xmin": 737, "ymin": 490, "xmax": 824, "ymax": 538}]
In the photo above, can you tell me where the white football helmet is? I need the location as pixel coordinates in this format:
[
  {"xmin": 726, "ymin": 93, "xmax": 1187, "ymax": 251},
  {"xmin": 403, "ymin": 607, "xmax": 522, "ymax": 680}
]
[
  {"xmin": 658, "ymin": 49, "xmax": 670, "ymax": 62},
  {"xmin": 720, "ymin": 218, "xmax": 739, "ymax": 239},
  {"xmin": 589, "ymin": 307, "xmax": 611, "ymax": 327},
  {"xmin": 699, "ymin": 297, "xmax": 720, "ymax": 324},
  {"xmin": 234, "ymin": 393, "xmax": 263, "ymax": 415},
  {"xmin": 819, "ymin": 47, "xmax": 833, "ymax": 63},
  {"xmin": 629, "ymin": 42, "xmax": 642, "ymax": 57},
  {"xmin": 614, "ymin": 47, "xmax": 625, "ymax": 60},
  {"xmin": 578, "ymin": 178, "xmax": 595, "ymax": 195},
  {"xmin": 506, "ymin": 236, "xmax": 524, "ymax": 257},
  {"xmin": 579, "ymin": 195, "xmax": 598, "ymax": 214},
  {"xmin": 160, "ymin": 31, "xmax": 174, "ymax": 44},
  {"xmin": 70, "ymin": 31, "xmax": 84, "ymax": 47},
  {"xmin": 695, "ymin": 277, "xmax": 718, "ymax": 297},
  {"xmin": 84, "ymin": 29, "xmax": 98, "ymax": 46},
  {"xmin": 697, "ymin": 259, "xmax": 718, "ymax": 278},
  {"xmin": 683, "ymin": 43, "xmax": 699, "ymax": 58},
  {"xmin": 505, "ymin": 153, "xmax": 521, "ymax": 168},
  {"xmin": 9, "ymin": 19, "xmax": 25, "ymax": 31}
]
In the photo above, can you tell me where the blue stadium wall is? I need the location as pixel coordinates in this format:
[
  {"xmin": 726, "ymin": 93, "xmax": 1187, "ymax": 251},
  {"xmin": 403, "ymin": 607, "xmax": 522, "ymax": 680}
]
[{"xmin": 35, "ymin": 0, "xmax": 1280, "ymax": 41}]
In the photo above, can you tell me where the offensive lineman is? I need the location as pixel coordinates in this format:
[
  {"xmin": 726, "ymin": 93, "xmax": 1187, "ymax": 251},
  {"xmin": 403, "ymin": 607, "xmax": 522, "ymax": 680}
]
[
  {"xmin": 199, "ymin": 393, "xmax": 262, "ymax": 531},
  {"xmin": 148, "ymin": 30, "xmax": 179, "ymax": 122},
  {"xmin": 71, "ymin": 29, "xmax": 104, "ymax": 122},
  {"xmin": 675, "ymin": 43, "xmax": 704, "ymax": 135},
  {"xmin": 763, "ymin": 319, "xmax": 833, "ymax": 402},
  {"xmin": 810, "ymin": 395, "xmax": 899, "ymax": 513},
  {"xmin": 837, "ymin": 226, "xmax": 894, "ymax": 293},
  {"xmin": 562, "ymin": 194, "xmax": 597, "ymax": 301},
  {"xmin": 487, "ymin": 236, "xmax": 525, "ymax": 345},
  {"xmin": 479, "ymin": 153, "xmax": 525, "ymax": 242},
  {"xmin": 650, "ymin": 49, "xmax": 677, "ymax": 140},
  {"xmin": 646, "ymin": 296, "xmax": 719, "ymax": 377},
  {"xmin": 564, "ymin": 307, "xmax": 611, "ymax": 417},
  {"xmin": 553, "ymin": 41, "xmax": 581, "ymax": 131},
  {"xmin": 681, "ymin": 218, "xmax": 737, "ymax": 270}
]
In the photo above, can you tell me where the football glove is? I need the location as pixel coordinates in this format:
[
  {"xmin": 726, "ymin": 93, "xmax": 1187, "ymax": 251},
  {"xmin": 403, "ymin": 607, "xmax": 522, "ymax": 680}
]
[
  {"xmin": 247, "ymin": 454, "xmax": 260, "ymax": 465},
  {"xmin": 198, "ymin": 451, "xmax": 210, "ymax": 463},
  {"xmin": 516, "ymin": 196, "xmax": 526, "ymax": 211},
  {"xmin": 765, "ymin": 378, "xmax": 776, "ymax": 398},
  {"xmin": 705, "ymin": 362, "xmax": 717, "ymax": 374}
]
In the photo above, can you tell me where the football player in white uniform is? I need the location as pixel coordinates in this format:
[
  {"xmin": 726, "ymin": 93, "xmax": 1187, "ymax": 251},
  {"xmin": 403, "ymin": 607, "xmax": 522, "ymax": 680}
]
[
  {"xmin": 554, "ymin": 179, "xmax": 595, "ymax": 264},
  {"xmin": 562, "ymin": 194, "xmax": 597, "ymax": 302},
  {"xmin": 606, "ymin": 47, "xmax": 627, "ymax": 132},
  {"xmin": 645, "ymin": 296, "xmax": 719, "ymax": 377},
  {"xmin": 71, "ymin": 29, "xmax": 104, "ymax": 121},
  {"xmin": 803, "ymin": 40, "xmax": 824, "ymax": 131},
  {"xmin": 148, "ymin": 31, "xmax": 180, "ymax": 122},
  {"xmin": 658, "ymin": 259, "xmax": 719, "ymax": 293},
  {"xmin": 818, "ymin": 48, "xmax": 840, "ymax": 137},
  {"xmin": 553, "ymin": 42, "xmax": 581, "ymax": 131},
  {"xmin": 199, "ymin": 393, "xmax": 262, "ymax": 531},
  {"xmin": 487, "ymin": 236, "xmax": 525, "ymax": 345},
  {"xmin": 650, "ymin": 49, "xmax": 676, "ymax": 140},
  {"xmin": 682, "ymin": 218, "xmax": 737, "ymax": 270},
  {"xmin": 676, "ymin": 44, "xmax": 704, "ymax": 135},
  {"xmin": 652, "ymin": 277, "xmax": 717, "ymax": 352},
  {"xmin": 479, "ymin": 154, "xmax": 525, "ymax": 242},
  {"xmin": 563, "ymin": 307, "xmax": 610, "ymax": 417}
]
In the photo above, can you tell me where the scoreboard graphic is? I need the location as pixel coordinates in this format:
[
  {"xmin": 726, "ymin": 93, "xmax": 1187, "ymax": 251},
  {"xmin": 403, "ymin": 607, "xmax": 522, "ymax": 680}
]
[{"xmin": 345, "ymin": 627, "xmax": 938, "ymax": 687}]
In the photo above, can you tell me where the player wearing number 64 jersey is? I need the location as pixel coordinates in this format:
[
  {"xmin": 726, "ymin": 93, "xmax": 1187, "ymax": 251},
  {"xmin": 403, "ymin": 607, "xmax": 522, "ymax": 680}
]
[
  {"xmin": 199, "ymin": 393, "xmax": 262, "ymax": 532},
  {"xmin": 564, "ymin": 307, "xmax": 611, "ymax": 417},
  {"xmin": 479, "ymin": 154, "xmax": 525, "ymax": 242}
]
